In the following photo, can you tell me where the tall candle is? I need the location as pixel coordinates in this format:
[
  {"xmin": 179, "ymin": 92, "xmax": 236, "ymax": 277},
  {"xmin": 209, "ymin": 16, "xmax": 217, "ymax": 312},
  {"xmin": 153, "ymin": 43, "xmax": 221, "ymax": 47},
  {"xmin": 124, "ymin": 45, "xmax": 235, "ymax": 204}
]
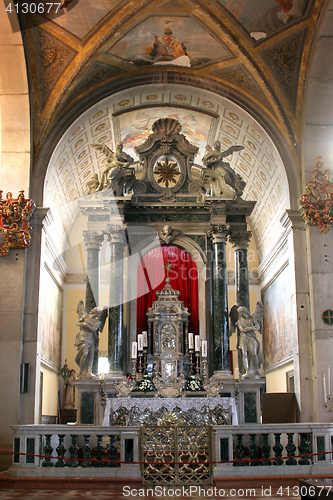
[
  {"xmin": 188, "ymin": 333, "xmax": 194, "ymax": 350},
  {"xmin": 132, "ymin": 341, "xmax": 137, "ymax": 359},
  {"xmin": 202, "ymin": 340, "xmax": 207, "ymax": 357},
  {"xmin": 323, "ymin": 374, "xmax": 327, "ymax": 404},
  {"xmin": 142, "ymin": 331, "xmax": 148, "ymax": 348},
  {"xmin": 195, "ymin": 335, "xmax": 200, "ymax": 352},
  {"xmin": 328, "ymin": 366, "xmax": 331, "ymax": 396},
  {"xmin": 138, "ymin": 334, "xmax": 143, "ymax": 351}
]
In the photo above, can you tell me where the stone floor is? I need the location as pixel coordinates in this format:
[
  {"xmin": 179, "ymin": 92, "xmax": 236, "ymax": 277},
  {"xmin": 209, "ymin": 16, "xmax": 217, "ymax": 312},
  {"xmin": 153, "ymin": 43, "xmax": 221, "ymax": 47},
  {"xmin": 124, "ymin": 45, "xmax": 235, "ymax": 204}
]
[{"xmin": 0, "ymin": 488, "xmax": 302, "ymax": 500}]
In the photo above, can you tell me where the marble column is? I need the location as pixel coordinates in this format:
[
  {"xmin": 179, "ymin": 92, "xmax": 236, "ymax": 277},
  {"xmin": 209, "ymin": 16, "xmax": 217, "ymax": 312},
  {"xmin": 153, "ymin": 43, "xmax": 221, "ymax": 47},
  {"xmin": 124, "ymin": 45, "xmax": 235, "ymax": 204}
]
[
  {"xmin": 83, "ymin": 231, "xmax": 104, "ymax": 374},
  {"xmin": 83, "ymin": 231, "xmax": 104, "ymax": 312},
  {"xmin": 208, "ymin": 225, "xmax": 230, "ymax": 372},
  {"xmin": 107, "ymin": 225, "xmax": 126, "ymax": 374},
  {"xmin": 229, "ymin": 231, "xmax": 252, "ymax": 310}
]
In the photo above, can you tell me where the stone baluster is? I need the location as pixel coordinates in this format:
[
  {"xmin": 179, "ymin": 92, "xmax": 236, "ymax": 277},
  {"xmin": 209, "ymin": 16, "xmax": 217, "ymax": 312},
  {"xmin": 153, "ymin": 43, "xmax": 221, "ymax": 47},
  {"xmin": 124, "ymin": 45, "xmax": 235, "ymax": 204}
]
[
  {"xmin": 298, "ymin": 433, "xmax": 311, "ymax": 465},
  {"xmin": 108, "ymin": 435, "xmax": 118, "ymax": 468},
  {"xmin": 82, "ymin": 435, "xmax": 92, "ymax": 467},
  {"xmin": 249, "ymin": 434, "xmax": 259, "ymax": 466},
  {"xmin": 273, "ymin": 433, "xmax": 284, "ymax": 465},
  {"xmin": 42, "ymin": 435, "xmax": 53, "ymax": 467},
  {"xmin": 229, "ymin": 230, "xmax": 252, "ymax": 310},
  {"xmin": 107, "ymin": 226, "xmax": 126, "ymax": 374},
  {"xmin": 67, "ymin": 435, "xmax": 79, "ymax": 467},
  {"xmin": 261, "ymin": 434, "xmax": 271, "ymax": 466},
  {"xmin": 286, "ymin": 433, "xmax": 297, "ymax": 465},
  {"xmin": 234, "ymin": 434, "xmax": 245, "ymax": 466},
  {"xmin": 208, "ymin": 225, "xmax": 230, "ymax": 372},
  {"xmin": 95, "ymin": 435, "xmax": 104, "ymax": 467},
  {"xmin": 55, "ymin": 435, "xmax": 66, "ymax": 468}
]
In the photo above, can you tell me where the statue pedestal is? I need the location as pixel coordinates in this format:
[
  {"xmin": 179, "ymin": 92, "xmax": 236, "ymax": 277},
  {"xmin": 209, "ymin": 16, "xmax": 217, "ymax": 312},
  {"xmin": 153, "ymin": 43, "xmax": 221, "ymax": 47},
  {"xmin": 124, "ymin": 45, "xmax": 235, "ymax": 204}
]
[
  {"xmin": 236, "ymin": 378, "xmax": 265, "ymax": 424},
  {"xmin": 73, "ymin": 377, "xmax": 120, "ymax": 425}
]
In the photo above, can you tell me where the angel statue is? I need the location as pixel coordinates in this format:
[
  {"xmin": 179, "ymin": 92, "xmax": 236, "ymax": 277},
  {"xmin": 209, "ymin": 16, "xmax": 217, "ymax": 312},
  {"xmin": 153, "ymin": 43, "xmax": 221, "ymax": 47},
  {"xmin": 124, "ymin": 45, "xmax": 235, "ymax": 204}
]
[
  {"xmin": 200, "ymin": 141, "xmax": 246, "ymax": 198},
  {"xmin": 74, "ymin": 300, "xmax": 108, "ymax": 379},
  {"xmin": 88, "ymin": 142, "xmax": 135, "ymax": 196},
  {"xmin": 229, "ymin": 301, "xmax": 265, "ymax": 379}
]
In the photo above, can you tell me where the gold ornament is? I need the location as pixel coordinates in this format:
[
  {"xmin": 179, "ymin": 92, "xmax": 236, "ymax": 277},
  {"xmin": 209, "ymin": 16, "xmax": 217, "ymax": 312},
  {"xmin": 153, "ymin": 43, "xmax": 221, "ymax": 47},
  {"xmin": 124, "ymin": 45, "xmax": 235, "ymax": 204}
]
[{"xmin": 0, "ymin": 191, "xmax": 35, "ymax": 256}]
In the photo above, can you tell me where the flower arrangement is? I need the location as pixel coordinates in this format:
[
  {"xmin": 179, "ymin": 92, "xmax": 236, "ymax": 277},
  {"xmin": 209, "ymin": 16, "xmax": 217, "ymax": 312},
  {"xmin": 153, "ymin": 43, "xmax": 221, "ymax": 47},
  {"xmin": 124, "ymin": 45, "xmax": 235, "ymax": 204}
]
[
  {"xmin": 186, "ymin": 374, "xmax": 203, "ymax": 392},
  {"xmin": 136, "ymin": 373, "xmax": 155, "ymax": 393}
]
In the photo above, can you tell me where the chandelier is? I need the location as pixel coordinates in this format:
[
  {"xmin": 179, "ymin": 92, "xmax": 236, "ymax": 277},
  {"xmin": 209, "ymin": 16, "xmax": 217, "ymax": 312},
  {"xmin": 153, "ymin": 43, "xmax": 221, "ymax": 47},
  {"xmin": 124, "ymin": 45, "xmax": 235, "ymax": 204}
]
[{"xmin": 299, "ymin": 157, "xmax": 333, "ymax": 233}]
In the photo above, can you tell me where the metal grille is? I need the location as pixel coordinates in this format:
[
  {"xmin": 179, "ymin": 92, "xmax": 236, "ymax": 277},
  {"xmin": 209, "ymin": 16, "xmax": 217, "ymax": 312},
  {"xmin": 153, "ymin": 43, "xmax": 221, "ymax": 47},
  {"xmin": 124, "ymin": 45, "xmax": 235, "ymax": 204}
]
[{"xmin": 141, "ymin": 426, "xmax": 211, "ymax": 485}]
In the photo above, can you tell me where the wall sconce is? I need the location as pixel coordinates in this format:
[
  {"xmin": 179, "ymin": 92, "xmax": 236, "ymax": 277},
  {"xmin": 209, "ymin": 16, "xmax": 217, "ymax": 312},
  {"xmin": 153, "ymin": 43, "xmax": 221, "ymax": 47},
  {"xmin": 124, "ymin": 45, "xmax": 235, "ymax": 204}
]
[{"xmin": 299, "ymin": 158, "xmax": 333, "ymax": 234}]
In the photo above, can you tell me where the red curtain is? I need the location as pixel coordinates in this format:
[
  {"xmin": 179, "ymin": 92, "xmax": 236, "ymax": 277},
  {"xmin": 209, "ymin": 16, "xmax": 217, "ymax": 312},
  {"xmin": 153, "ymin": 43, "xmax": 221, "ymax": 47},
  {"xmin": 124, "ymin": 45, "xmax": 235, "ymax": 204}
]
[{"xmin": 136, "ymin": 246, "xmax": 199, "ymax": 335}]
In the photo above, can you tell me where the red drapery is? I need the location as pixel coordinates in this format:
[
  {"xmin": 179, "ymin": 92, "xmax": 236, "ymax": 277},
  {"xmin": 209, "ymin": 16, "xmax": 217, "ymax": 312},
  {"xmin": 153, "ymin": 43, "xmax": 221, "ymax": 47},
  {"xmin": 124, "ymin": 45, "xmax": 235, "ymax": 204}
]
[{"xmin": 136, "ymin": 246, "xmax": 199, "ymax": 335}]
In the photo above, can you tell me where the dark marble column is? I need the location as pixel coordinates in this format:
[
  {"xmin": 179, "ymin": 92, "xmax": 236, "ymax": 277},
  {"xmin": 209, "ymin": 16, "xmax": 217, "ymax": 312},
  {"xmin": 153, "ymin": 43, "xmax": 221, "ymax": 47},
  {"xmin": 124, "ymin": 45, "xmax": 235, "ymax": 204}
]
[
  {"xmin": 229, "ymin": 231, "xmax": 252, "ymax": 310},
  {"xmin": 107, "ymin": 226, "xmax": 126, "ymax": 374},
  {"xmin": 83, "ymin": 231, "xmax": 104, "ymax": 312},
  {"xmin": 208, "ymin": 225, "xmax": 230, "ymax": 372}
]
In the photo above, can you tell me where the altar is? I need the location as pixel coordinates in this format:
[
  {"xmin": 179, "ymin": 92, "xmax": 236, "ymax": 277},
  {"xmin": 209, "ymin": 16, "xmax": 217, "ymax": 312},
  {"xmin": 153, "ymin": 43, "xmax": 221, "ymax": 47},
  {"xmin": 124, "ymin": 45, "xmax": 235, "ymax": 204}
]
[{"xmin": 102, "ymin": 397, "xmax": 238, "ymax": 426}]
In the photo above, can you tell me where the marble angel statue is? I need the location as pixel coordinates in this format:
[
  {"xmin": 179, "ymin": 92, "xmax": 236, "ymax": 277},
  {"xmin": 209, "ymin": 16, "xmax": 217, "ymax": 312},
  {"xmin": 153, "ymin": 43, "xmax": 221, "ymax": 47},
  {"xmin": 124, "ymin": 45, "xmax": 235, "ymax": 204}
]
[
  {"xmin": 200, "ymin": 141, "xmax": 246, "ymax": 198},
  {"xmin": 230, "ymin": 301, "xmax": 265, "ymax": 379},
  {"xmin": 74, "ymin": 300, "xmax": 108, "ymax": 379},
  {"xmin": 87, "ymin": 142, "xmax": 135, "ymax": 196}
]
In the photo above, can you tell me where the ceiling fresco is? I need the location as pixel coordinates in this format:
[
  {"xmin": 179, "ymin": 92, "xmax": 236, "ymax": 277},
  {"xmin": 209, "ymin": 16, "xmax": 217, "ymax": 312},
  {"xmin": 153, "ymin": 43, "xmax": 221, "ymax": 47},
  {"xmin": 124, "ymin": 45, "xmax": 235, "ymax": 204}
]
[
  {"xmin": 218, "ymin": 0, "xmax": 309, "ymax": 36},
  {"xmin": 108, "ymin": 16, "xmax": 233, "ymax": 67}
]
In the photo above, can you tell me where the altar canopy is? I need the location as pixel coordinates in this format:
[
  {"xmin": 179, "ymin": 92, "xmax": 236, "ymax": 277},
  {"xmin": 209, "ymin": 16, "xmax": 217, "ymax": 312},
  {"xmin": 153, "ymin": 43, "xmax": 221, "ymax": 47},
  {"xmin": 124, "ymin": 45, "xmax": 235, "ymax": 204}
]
[{"xmin": 137, "ymin": 246, "xmax": 199, "ymax": 335}]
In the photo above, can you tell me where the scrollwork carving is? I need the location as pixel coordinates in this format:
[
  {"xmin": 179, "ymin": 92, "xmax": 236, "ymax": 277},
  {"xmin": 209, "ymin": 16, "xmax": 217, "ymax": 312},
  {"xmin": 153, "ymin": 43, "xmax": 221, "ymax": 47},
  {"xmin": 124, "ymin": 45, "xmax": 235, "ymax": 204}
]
[{"xmin": 0, "ymin": 191, "xmax": 35, "ymax": 256}]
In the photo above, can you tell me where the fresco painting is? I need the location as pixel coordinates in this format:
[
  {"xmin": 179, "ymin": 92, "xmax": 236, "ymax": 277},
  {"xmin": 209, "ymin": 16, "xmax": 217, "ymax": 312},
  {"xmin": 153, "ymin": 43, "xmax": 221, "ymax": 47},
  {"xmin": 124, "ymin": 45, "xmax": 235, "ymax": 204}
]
[
  {"xmin": 119, "ymin": 107, "xmax": 212, "ymax": 160},
  {"xmin": 262, "ymin": 266, "xmax": 294, "ymax": 370},
  {"xmin": 40, "ymin": 267, "xmax": 62, "ymax": 370},
  {"xmin": 219, "ymin": 0, "xmax": 309, "ymax": 35},
  {"xmin": 109, "ymin": 17, "xmax": 231, "ymax": 67}
]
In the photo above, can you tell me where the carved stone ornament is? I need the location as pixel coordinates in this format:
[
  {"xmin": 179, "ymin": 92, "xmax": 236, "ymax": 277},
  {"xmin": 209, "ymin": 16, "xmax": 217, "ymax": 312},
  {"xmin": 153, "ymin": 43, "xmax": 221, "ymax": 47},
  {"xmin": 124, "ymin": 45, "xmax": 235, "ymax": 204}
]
[
  {"xmin": 207, "ymin": 224, "xmax": 228, "ymax": 244},
  {"xmin": 87, "ymin": 142, "xmax": 136, "ymax": 196},
  {"xmin": 135, "ymin": 118, "xmax": 199, "ymax": 201},
  {"xmin": 153, "ymin": 371, "xmax": 186, "ymax": 398},
  {"xmin": 158, "ymin": 224, "xmax": 179, "ymax": 244},
  {"xmin": 114, "ymin": 377, "xmax": 135, "ymax": 398},
  {"xmin": 0, "ymin": 191, "xmax": 36, "ymax": 256},
  {"xmin": 203, "ymin": 375, "xmax": 224, "ymax": 398},
  {"xmin": 228, "ymin": 230, "xmax": 252, "ymax": 250}
]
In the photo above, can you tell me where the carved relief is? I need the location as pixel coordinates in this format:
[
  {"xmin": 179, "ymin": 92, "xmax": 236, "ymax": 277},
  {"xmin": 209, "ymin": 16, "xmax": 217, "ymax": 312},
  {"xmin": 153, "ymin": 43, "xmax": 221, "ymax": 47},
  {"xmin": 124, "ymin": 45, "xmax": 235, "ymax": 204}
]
[{"xmin": 0, "ymin": 191, "xmax": 35, "ymax": 256}]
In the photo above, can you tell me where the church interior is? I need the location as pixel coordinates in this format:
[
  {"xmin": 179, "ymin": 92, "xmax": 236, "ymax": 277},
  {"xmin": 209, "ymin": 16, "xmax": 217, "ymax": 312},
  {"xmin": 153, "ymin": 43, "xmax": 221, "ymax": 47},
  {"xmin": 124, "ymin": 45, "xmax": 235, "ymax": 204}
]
[{"xmin": 1, "ymin": 0, "xmax": 333, "ymax": 488}]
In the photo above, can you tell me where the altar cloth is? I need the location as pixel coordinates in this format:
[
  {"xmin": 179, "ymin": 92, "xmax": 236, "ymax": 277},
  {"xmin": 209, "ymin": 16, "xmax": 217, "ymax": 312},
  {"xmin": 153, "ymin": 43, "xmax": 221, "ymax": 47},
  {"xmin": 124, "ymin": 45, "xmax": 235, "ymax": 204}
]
[{"xmin": 103, "ymin": 397, "xmax": 238, "ymax": 426}]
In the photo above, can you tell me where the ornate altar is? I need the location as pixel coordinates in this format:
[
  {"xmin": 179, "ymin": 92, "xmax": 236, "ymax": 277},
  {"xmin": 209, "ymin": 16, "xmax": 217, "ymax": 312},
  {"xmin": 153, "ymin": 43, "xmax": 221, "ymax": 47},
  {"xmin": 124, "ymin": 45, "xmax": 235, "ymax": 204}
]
[{"xmin": 146, "ymin": 270, "xmax": 190, "ymax": 384}]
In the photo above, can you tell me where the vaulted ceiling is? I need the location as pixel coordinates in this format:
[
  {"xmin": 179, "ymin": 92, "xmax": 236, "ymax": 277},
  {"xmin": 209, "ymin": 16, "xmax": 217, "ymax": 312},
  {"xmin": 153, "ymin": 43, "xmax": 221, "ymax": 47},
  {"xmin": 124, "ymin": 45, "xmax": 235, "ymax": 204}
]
[{"xmin": 18, "ymin": 0, "xmax": 330, "ymax": 261}]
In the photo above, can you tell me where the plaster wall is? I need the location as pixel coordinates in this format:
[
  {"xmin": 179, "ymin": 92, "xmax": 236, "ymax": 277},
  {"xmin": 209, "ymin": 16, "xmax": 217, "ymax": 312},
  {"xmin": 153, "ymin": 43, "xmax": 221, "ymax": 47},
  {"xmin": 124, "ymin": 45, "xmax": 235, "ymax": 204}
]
[
  {"xmin": 265, "ymin": 361, "xmax": 293, "ymax": 393},
  {"xmin": 0, "ymin": 4, "xmax": 30, "ymax": 471},
  {"xmin": 40, "ymin": 366, "xmax": 59, "ymax": 417}
]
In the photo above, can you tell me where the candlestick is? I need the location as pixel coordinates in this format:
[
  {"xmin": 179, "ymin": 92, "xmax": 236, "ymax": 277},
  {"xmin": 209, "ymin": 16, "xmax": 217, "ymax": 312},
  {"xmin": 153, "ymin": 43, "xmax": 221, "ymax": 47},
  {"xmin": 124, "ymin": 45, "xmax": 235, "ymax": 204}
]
[
  {"xmin": 138, "ymin": 334, "xmax": 143, "ymax": 351},
  {"xmin": 323, "ymin": 374, "xmax": 327, "ymax": 404},
  {"xmin": 202, "ymin": 340, "xmax": 207, "ymax": 358},
  {"xmin": 328, "ymin": 366, "xmax": 331, "ymax": 396},
  {"xmin": 188, "ymin": 332, "xmax": 194, "ymax": 350},
  {"xmin": 142, "ymin": 331, "xmax": 148, "ymax": 348},
  {"xmin": 132, "ymin": 341, "xmax": 137, "ymax": 359},
  {"xmin": 195, "ymin": 335, "xmax": 200, "ymax": 353}
]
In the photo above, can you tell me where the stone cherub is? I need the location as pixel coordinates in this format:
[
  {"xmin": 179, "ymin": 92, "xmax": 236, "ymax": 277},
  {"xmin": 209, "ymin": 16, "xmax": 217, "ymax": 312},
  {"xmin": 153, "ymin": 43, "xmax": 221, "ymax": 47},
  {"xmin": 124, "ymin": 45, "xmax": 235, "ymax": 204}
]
[
  {"xmin": 88, "ymin": 142, "xmax": 135, "ymax": 196},
  {"xmin": 200, "ymin": 141, "xmax": 246, "ymax": 197},
  {"xmin": 74, "ymin": 300, "xmax": 108, "ymax": 379},
  {"xmin": 230, "ymin": 301, "xmax": 265, "ymax": 379}
]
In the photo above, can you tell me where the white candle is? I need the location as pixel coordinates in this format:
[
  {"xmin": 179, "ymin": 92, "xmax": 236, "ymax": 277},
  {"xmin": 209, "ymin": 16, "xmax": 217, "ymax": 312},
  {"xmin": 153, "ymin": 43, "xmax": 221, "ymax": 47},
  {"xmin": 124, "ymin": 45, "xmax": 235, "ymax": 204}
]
[
  {"xmin": 100, "ymin": 369, "xmax": 105, "ymax": 381},
  {"xmin": 328, "ymin": 366, "xmax": 331, "ymax": 396},
  {"xmin": 323, "ymin": 374, "xmax": 327, "ymax": 404},
  {"xmin": 234, "ymin": 367, "xmax": 240, "ymax": 380},
  {"xmin": 188, "ymin": 333, "xmax": 194, "ymax": 350},
  {"xmin": 202, "ymin": 340, "xmax": 207, "ymax": 357},
  {"xmin": 132, "ymin": 341, "xmax": 137, "ymax": 359},
  {"xmin": 138, "ymin": 334, "xmax": 143, "ymax": 351},
  {"xmin": 142, "ymin": 331, "xmax": 148, "ymax": 348},
  {"xmin": 195, "ymin": 335, "xmax": 200, "ymax": 352}
]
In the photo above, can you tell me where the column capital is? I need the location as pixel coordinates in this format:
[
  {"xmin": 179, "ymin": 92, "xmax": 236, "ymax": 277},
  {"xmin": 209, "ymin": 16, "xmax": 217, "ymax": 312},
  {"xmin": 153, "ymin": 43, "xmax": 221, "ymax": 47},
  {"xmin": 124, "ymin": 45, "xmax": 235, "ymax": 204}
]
[
  {"xmin": 228, "ymin": 230, "xmax": 252, "ymax": 250},
  {"xmin": 107, "ymin": 224, "xmax": 127, "ymax": 245},
  {"xmin": 83, "ymin": 231, "xmax": 104, "ymax": 250},
  {"xmin": 207, "ymin": 224, "xmax": 228, "ymax": 244}
]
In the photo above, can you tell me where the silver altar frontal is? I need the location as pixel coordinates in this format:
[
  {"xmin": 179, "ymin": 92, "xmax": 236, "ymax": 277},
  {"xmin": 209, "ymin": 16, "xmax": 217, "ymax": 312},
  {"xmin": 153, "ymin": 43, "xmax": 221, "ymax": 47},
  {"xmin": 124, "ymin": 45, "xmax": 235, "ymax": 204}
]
[{"xmin": 103, "ymin": 397, "xmax": 238, "ymax": 426}]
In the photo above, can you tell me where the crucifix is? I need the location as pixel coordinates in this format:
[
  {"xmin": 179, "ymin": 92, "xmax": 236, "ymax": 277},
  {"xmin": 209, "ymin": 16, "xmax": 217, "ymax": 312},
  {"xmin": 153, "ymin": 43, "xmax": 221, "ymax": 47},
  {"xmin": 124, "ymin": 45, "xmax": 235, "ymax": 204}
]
[{"xmin": 164, "ymin": 259, "xmax": 175, "ymax": 281}]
